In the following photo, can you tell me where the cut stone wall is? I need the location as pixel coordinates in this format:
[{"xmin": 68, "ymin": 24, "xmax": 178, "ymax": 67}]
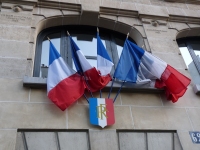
[{"xmin": 0, "ymin": 0, "xmax": 199, "ymax": 150}]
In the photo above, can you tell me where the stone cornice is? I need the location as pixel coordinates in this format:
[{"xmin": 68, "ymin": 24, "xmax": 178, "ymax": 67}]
[
  {"xmin": 169, "ymin": 15, "xmax": 200, "ymax": 24},
  {"xmin": 37, "ymin": 1, "xmax": 81, "ymax": 12},
  {"xmin": 165, "ymin": 0, "xmax": 200, "ymax": 4},
  {"xmin": 1, "ymin": 0, "xmax": 200, "ymax": 24},
  {"xmin": 100, "ymin": 7, "xmax": 138, "ymax": 18}
]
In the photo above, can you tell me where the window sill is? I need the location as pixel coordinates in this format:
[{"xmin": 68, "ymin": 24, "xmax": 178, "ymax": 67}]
[
  {"xmin": 193, "ymin": 84, "xmax": 200, "ymax": 95},
  {"xmin": 23, "ymin": 76, "xmax": 164, "ymax": 93}
]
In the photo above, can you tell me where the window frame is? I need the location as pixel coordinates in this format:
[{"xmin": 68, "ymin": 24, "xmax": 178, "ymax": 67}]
[
  {"xmin": 177, "ymin": 37, "xmax": 200, "ymax": 75},
  {"xmin": 23, "ymin": 25, "xmax": 163, "ymax": 93},
  {"xmin": 33, "ymin": 25, "xmax": 133, "ymax": 77}
]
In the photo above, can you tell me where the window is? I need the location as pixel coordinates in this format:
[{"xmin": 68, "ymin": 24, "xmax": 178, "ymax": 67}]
[
  {"xmin": 34, "ymin": 25, "xmax": 136, "ymax": 78},
  {"xmin": 177, "ymin": 37, "xmax": 200, "ymax": 85}
]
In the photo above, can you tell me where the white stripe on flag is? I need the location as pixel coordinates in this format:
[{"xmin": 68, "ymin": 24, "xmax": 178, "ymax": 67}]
[
  {"xmin": 76, "ymin": 50, "xmax": 92, "ymax": 72},
  {"xmin": 47, "ymin": 57, "xmax": 75, "ymax": 93},
  {"xmin": 97, "ymin": 98, "xmax": 107, "ymax": 128},
  {"xmin": 97, "ymin": 55, "xmax": 113, "ymax": 76}
]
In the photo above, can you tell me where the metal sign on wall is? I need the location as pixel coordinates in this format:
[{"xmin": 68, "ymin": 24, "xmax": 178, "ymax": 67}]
[
  {"xmin": 189, "ymin": 131, "xmax": 200, "ymax": 144},
  {"xmin": 89, "ymin": 98, "xmax": 115, "ymax": 128}
]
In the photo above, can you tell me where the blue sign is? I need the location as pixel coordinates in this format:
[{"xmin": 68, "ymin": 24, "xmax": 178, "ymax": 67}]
[{"xmin": 189, "ymin": 131, "xmax": 200, "ymax": 144}]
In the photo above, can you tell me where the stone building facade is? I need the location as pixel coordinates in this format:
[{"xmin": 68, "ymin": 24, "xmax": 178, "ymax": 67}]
[{"xmin": 0, "ymin": 0, "xmax": 200, "ymax": 149}]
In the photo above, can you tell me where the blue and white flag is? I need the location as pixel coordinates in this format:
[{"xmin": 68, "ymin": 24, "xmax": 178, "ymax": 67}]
[
  {"xmin": 97, "ymin": 34, "xmax": 114, "ymax": 76},
  {"xmin": 113, "ymin": 39, "xmax": 191, "ymax": 103}
]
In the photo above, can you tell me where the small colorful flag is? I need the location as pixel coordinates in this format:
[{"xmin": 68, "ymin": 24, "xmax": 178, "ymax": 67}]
[
  {"xmin": 47, "ymin": 41, "xmax": 86, "ymax": 111},
  {"xmin": 69, "ymin": 36, "xmax": 111, "ymax": 92},
  {"xmin": 114, "ymin": 39, "xmax": 191, "ymax": 102},
  {"xmin": 89, "ymin": 98, "xmax": 115, "ymax": 128}
]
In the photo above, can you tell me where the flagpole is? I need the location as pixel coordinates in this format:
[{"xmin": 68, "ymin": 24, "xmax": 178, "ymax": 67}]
[
  {"xmin": 67, "ymin": 31, "xmax": 94, "ymax": 99},
  {"xmin": 108, "ymin": 77, "xmax": 115, "ymax": 98},
  {"xmin": 113, "ymin": 81, "xmax": 125, "ymax": 102},
  {"xmin": 97, "ymin": 27, "xmax": 102, "ymax": 98}
]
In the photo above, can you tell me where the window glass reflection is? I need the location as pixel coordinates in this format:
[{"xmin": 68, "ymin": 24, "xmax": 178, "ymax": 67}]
[
  {"xmin": 179, "ymin": 47, "xmax": 193, "ymax": 68},
  {"xmin": 71, "ymin": 35, "xmax": 106, "ymax": 71}
]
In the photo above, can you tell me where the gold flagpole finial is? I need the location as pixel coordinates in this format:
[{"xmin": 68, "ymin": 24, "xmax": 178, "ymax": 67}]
[
  {"xmin": 126, "ymin": 33, "xmax": 129, "ymax": 39},
  {"xmin": 47, "ymin": 37, "xmax": 51, "ymax": 41},
  {"xmin": 67, "ymin": 31, "xmax": 70, "ymax": 36}
]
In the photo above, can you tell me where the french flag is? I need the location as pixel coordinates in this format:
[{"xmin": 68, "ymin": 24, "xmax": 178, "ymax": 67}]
[
  {"xmin": 89, "ymin": 98, "xmax": 115, "ymax": 128},
  {"xmin": 114, "ymin": 39, "xmax": 191, "ymax": 103},
  {"xmin": 47, "ymin": 41, "xmax": 86, "ymax": 111},
  {"xmin": 69, "ymin": 36, "xmax": 111, "ymax": 92},
  {"xmin": 97, "ymin": 33, "xmax": 114, "ymax": 76}
]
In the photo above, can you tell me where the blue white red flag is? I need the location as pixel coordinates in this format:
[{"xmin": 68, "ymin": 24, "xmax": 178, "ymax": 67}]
[
  {"xmin": 69, "ymin": 36, "xmax": 111, "ymax": 92},
  {"xmin": 47, "ymin": 41, "xmax": 86, "ymax": 111},
  {"xmin": 114, "ymin": 39, "xmax": 191, "ymax": 102},
  {"xmin": 89, "ymin": 98, "xmax": 115, "ymax": 128},
  {"xmin": 97, "ymin": 33, "xmax": 114, "ymax": 76}
]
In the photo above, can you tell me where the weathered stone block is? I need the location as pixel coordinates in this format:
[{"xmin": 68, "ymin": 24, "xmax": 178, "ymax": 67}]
[
  {"xmin": 136, "ymin": 4, "xmax": 168, "ymax": 17},
  {"xmin": 15, "ymin": 132, "xmax": 25, "ymax": 150},
  {"xmin": 0, "ymin": 103, "xmax": 66, "ymax": 128},
  {"xmin": 0, "ymin": 25, "xmax": 30, "ymax": 42},
  {"xmin": 89, "ymin": 130, "xmax": 119, "ymax": 150},
  {"xmin": 120, "ymin": 2, "xmax": 137, "ymax": 11},
  {"xmin": 101, "ymin": 0, "xmax": 121, "ymax": 9},
  {"xmin": 25, "ymin": 132, "xmax": 57, "ymax": 150},
  {"xmin": 119, "ymin": 132, "xmax": 147, "ymax": 150},
  {"xmin": 167, "ymin": 7, "xmax": 184, "ymax": 16},
  {"xmin": 187, "ymin": 108, "xmax": 200, "ymax": 131},
  {"xmin": 0, "ymin": 40, "xmax": 29, "ymax": 58},
  {"xmin": 148, "ymin": 38, "xmax": 180, "ymax": 53},
  {"xmin": 58, "ymin": 132, "xmax": 89, "ymax": 150},
  {"xmin": 144, "ymin": 25, "xmax": 177, "ymax": 40},
  {"xmin": 0, "ymin": 130, "xmax": 17, "ymax": 150},
  {"xmin": 131, "ymin": 107, "xmax": 192, "ymax": 130},
  {"xmin": 148, "ymin": 133, "xmax": 173, "ymax": 150},
  {"xmin": 183, "ymin": 9, "xmax": 200, "ymax": 18},
  {"xmin": 0, "ymin": 57, "xmax": 27, "ymax": 78},
  {"xmin": 0, "ymin": 12, "xmax": 32, "ymax": 26},
  {"xmin": 30, "ymin": 89, "xmax": 51, "ymax": 103},
  {"xmin": 0, "ymin": 78, "xmax": 29, "ymax": 102},
  {"xmin": 40, "ymin": 8, "xmax": 62, "ymax": 18},
  {"xmin": 81, "ymin": 0, "xmax": 100, "ymax": 12},
  {"xmin": 169, "ymin": 22, "xmax": 189, "ymax": 31},
  {"xmin": 121, "ymin": 92, "xmax": 162, "ymax": 106}
]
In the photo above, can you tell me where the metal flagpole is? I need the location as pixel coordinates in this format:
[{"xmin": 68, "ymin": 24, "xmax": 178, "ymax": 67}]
[
  {"xmin": 97, "ymin": 27, "xmax": 102, "ymax": 98},
  {"xmin": 67, "ymin": 31, "xmax": 94, "ymax": 100},
  {"xmin": 113, "ymin": 81, "xmax": 125, "ymax": 102},
  {"xmin": 108, "ymin": 77, "xmax": 115, "ymax": 98}
]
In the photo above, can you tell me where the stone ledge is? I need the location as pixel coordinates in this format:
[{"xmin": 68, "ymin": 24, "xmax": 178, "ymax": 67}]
[
  {"xmin": 100, "ymin": 7, "xmax": 138, "ymax": 18},
  {"xmin": 165, "ymin": 0, "xmax": 200, "ymax": 5},
  {"xmin": 193, "ymin": 84, "xmax": 200, "ymax": 94},
  {"xmin": 169, "ymin": 15, "xmax": 200, "ymax": 24},
  {"xmin": 23, "ymin": 76, "xmax": 164, "ymax": 93}
]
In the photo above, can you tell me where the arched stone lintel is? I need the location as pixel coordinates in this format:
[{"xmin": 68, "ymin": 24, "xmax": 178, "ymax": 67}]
[
  {"xmin": 34, "ymin": 14, "xmax": 145, "ymax": 48},
  {"xmin": 176, "ymin": 27, "xmax": 200, "ymax": 39}
]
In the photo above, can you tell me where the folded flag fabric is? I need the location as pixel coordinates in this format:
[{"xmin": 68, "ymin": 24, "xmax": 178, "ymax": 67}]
[
  {"xmin": 69, "ymin": 36, "xmax": 111, "ymax": 92},
  {"xmin": 97, "ymin": 33, "xmax": 114, "ymax": 76},
  {"xmin": 47, "ymin": 41, "xmax": 86, "ymax": 111},
  {"xmin": 114, "ymin": 39, "xmax": 191, "ymax": 103}
]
